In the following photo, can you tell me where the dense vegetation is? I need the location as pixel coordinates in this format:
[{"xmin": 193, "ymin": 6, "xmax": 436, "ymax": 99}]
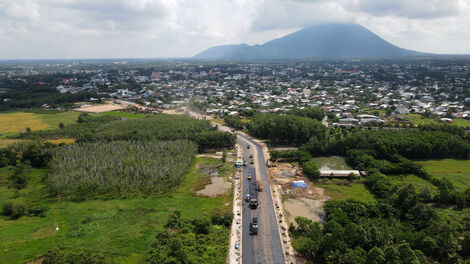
[
  {"xmin": 224, "ymin": 115, "xmax": 245, "ymax": 130},
  {"xmin": 291, "ymin": 196, "xmax": 470, "ymax": 263},
  {"xmin": 18, "ymin": 113, "xmax": 236, "ymax": 151},
  {"xmin": 288, "ymin": 126, "xmax": 470, "ymax": 263},
  {"xmin": 305, "ymin": 129, "xmax": 470, "ymax": 159},
  {"xmin": 0, "ymin": 86, "xmax": 96, "ymax": 111},
  {"xmin": 148, "ymin": 210, "xmax": 231, "ymax": 264},
  {"xmin": 248, "ymin": 113, "xmax": 325, "ymax": 144},
  {"xmin": 288, "ymin": 107, "xmax": 325, "ymax": 121},
  {"xmin": 48, "ymin": 140, "xmax": 197, "ymax": 198}
]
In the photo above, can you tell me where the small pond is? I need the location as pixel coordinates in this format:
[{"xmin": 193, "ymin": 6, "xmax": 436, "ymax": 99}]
[{"xmin": 311, "ymin": 156, "xmax": 352, "ymax": 170}]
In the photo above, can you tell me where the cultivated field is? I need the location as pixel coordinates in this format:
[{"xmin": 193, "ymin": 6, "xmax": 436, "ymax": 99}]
[
  {"xmin": 0, "ymin": 112, "xmax": 48, "ymax": 133},
  {"xmin": 0, "ymin": 111, "xmax": 80, "ymax": 134},
  {"xmin": 417, "ymin": 159, "xmax": 470, "ymax": 190}
]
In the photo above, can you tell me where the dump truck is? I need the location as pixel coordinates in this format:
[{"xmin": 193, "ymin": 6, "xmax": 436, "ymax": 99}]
[
  {"xmin": 249, "ymin": 182, "xmax": 259, "ymax": 209},
  {"xmin": 250, "ymin": 217, "xmax": 258, "ymax": 235}
]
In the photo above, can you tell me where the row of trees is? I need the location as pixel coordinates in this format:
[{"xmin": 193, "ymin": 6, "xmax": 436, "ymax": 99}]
[
  {"xmin": 248, "ymin": 113, "xmax": 325, "ymax": 144},
  {"xmin": 18, "ymin": 113, "xmax": 236, "ymax": 152},
  {"xmin": 48, "ymin": 140, "xmax": 197, "ymax": 198},
  {"xmin": 304, "ymin": 129, "xmax": 470, "ymax": 159}
]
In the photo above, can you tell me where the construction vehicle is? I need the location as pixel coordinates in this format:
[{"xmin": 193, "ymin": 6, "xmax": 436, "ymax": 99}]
[
  {"xmin": 250, "ymin": 217, "xmax": 258, "ymax": 235},
  {"xmin": 257, "ymin": 180, "xmax": 263, "ymax": 191},
  {"xmin": 249, "ymin": 182, "xmax": 258, "ymax": 209}
]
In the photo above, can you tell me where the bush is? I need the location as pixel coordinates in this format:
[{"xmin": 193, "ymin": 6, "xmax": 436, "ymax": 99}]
[
  {"xmin": 9, "ymin": 163, "xmax": 31, "ymax": 189},
  {"xmin": 2, "ymin": 202, "xmax": 28, "ymax": 219},
  {"xmin": 210, "ymin": 211, "xmax": 233, "ymax": 227},
  {"xmin": 42, "ymin": 249, "xmax": 112, "ymax": 264},
  {"xmin": 28, "ymin": 206, "xmax": 49, "ymax": 217},
  {"xmin": 302, "ymin": 160, "xmax": 320, "ymax": 181},
  {"xmin": 2, "ymin": 201, "xmax": 14, "ymax": 217}
]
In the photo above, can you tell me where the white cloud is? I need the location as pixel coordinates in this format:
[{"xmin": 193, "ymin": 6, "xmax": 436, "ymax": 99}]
[{"xmin": 0, "ymin": 0, "xmax": 469, "ymax": 59}]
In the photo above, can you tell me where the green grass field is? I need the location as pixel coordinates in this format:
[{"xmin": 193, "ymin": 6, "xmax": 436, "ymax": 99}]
[
  {"xmin": 417, "ymin": 159, "xmax": 470, "ymax": 190},
  {"xmin": 0, "ymin": 157, "xmax": 232, "ymax": 264},
  {"xmin": 391, "ymin": 174, "xmax": 437, "ymax": 192},
  {"xmin": 404, "ymin": 114, "xmax": 470, "ymax": 128},
  {"xmin": 316, "ymin": 183, "xmax": 376, "ymax": 202},
  {"xmin": 94, "ymin": 111, "xmax": 145, "ymax": 119}
]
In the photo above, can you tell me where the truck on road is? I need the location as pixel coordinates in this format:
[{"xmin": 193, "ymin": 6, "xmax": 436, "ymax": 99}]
[
  {"xmin": 250, "ymin": 217, "xmax": 258, "ymax": 235},
  {"xmin": 249, "ymin": 182, "xmax": 259, "ymax": 209}
]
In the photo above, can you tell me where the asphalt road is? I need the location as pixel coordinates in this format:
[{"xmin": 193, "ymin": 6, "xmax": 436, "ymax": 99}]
[{"xmin": 238, "ymin": 134, "xmax": 285, "ymax": 264}]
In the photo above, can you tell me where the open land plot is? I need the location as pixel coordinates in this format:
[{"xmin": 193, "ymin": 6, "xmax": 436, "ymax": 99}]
[
  {"xmin": 391, "ymin": 174, "xmax": 437, "ymax": 192},
  {"xmin": 417, "ymin": 159, "xmax": 470, "ymax": 190},
  {"xmin": 74, "ymin": 104, "xmax": 126, "ymax": 113},
  {"xmin": 0, "ymin": 157, "xmax": 232, "ymax": 264},
  {"xmin": 315, "ymin": 183, "xmax": 376, "ymax": 202}
]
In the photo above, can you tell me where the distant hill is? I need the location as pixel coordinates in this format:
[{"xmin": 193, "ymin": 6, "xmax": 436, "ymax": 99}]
[{"xmin": 194, "ymin": 23, "xmax": 429, "ymax": 60}]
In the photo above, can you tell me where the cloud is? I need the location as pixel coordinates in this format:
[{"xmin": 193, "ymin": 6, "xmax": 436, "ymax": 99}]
[
  {"xmin": 0, "ymin": 0, "xmax": 40, "ymax": 21},
  {"xmin": 0, "ymin": 0, "xmax": 469, "ymax": 59},
  {"xmin": 346, "ymin": 0, "xmax": 463, "ymax": 19}
]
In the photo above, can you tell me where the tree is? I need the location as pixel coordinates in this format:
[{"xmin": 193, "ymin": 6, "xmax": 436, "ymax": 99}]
[
  {"xmin": 194, "ymin": 217, "xmax": 211, "ymax": 234},
  {"xmin": 9, "ymin": 163, "xmax": 31, "ymax": 189},
  {"xmin": 222, "ymin": 149, "xmax": 227, "ymax": 163},
  {"xmin": 367, "ymin": 247, "xmax": 385, "ymax": 264},
  {"xmin": 343, "ymin": 247, "xmax": 366, "ymax": 264},
  {"xmin": 302, "ymin": 160, "xmax": 320, "ymax": 181},
  {"xmin": 384, "ymin": 245, "xmax": 401, "ymax": 264}
]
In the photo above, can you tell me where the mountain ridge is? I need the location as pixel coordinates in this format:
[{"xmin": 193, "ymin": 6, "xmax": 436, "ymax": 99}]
[{"xmin": 194, "ymin": 23, "xmax": 430, "ymax": 60}]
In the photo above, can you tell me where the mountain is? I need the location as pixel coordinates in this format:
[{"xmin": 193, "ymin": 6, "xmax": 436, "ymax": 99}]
[{"xmin": 193, "ymin": 23, "xmax": 428, "ymax": 60}]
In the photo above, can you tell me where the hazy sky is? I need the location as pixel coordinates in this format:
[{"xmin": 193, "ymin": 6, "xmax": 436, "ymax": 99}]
[{"xmin": 1, "ymin": 0, "xmax": 469, "ymax": 59}]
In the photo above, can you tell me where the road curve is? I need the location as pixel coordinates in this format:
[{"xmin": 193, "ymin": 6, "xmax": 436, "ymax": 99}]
[{"xmin": 238, "ymin": 133, "xmax": 285, "ymax": 264}]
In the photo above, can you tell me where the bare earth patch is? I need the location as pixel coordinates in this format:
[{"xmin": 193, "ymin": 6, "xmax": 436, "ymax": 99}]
[
  {"xmin": 284, "ymin": 198, "xmax": 325, "ymax": 223},
  {"xmin": 75, "ymin": 104, "xmax": 125, "ymax": 113},
  {"xmin": 270, "ymin": 162, "xmax": 328, "ymax": 224}
]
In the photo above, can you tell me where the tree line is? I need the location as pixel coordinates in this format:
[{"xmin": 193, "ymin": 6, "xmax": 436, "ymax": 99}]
[{"xmin": 248, "ymin": 113, "xmax": 326, "ymax": 144}]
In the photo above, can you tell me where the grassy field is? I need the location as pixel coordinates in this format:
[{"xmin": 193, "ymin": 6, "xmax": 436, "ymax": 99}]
[
  {"xmin": 316, "ymin": 183, "xmax": 376, "ymax": 202},
  {"xmin": 94, "ymin": 111, "xmax": 145, "ymax": 119},
  {"xmin": 417, "ymin": 159, "xmax": 470, "ymax": 190},
  {"xmin": 0, "ymin": 157, "xmax": 232, "ymax": 264},
  {"xmin": 391, "ymin": 174, "xmax": 437, "ymax": 192},
  {"xmin": 404, "ymin": 114, "xmax": 470, "ymax": 128},
  {"xmin": 0, "ymin": 112, "xmax": 48, "ymax": 134}
]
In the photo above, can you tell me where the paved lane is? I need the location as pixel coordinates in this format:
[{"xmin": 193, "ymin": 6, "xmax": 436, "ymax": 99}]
[{"xmin": 238, "ymin": 134, "xmax": 285, "ymax": 264}]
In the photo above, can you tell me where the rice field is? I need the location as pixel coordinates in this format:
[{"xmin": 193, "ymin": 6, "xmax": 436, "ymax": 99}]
[
  {"xmin": 0, "ymin": 112, "xmax": 48, "ymax": 133},
  {"xmin": 0, "ymin": 111, "xmax": 80, "ymax": 134}
]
